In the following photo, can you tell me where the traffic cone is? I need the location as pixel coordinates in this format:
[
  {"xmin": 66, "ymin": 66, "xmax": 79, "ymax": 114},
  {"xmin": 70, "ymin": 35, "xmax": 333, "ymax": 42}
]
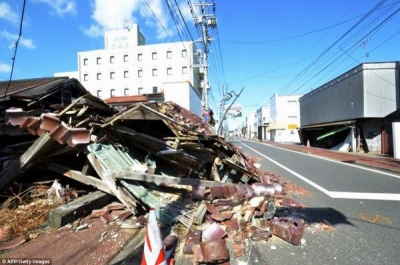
[{"xmin": 141, "ymin": 208, "xmax": 167, "ymax": 265}]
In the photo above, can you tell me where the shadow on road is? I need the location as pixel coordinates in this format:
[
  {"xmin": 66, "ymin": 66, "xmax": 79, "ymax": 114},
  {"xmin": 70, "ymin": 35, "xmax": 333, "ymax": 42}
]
[{"xmin": 277, "ymin": 206, "xmax": 354, "ymax": 226}]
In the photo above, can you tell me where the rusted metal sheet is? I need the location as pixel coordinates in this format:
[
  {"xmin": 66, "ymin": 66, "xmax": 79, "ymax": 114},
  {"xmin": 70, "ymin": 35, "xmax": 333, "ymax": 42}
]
[
  {"xmin": 196, "ymin": 239, "xmax": 229, "ymax": 263},
  {"xmin": 271, "ymin": 217, "xmax": 304, "ymax": 246}
]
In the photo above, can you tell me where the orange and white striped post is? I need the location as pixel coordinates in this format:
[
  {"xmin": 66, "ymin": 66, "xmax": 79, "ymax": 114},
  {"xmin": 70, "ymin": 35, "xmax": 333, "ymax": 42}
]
[{"xmin": 141, "ymin": 208, "xmax": 167, "ymax": 265}]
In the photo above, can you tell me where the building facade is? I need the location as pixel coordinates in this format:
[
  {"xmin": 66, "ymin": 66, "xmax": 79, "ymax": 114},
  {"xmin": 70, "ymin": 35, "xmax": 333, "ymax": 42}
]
[
  {"xmin": 299, "ymin": 61, "xmax": 400, "ymax": 154},
  {"xmin": 269, "ymin": 94, "xmax": 302, "ymax": 143},
  {"xmin": 55, "ymin": 25, "xmax": 202, "ymax": 115},
  {"xmin": 256, "ymin": 106, "xmax": 270, "ymax": 141}
]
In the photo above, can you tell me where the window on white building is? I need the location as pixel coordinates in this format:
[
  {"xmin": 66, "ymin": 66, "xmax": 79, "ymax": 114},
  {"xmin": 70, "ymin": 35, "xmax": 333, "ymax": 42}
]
[
  {"xmin": 97, "ymin": 90, "xmax": 102, "ymax": 98},
  {"xmin": 182, "ymin": 49, "xmax": 187, "ymax": 57},
  {"xmin": 124, "ymin": 71, "xmax": 129, "ymax": 78},
  {"xmin": 124, "ymin": 54, "xmax": 128, "ymax": 62},
  {"xmin": 153, "ymin": 87, "xmax": 158, "ymax": 93},
  {"xmin": 110, "ymin": 89, "xmax": 115, "ymax": 97},
  {"xmin": 110, "ymin": 72, "xmax": 115, "ymax": 79},
  {"xmin": 124, "ymin": 88, "xmax": 129, "ymax": 95},
  {"xmin": 83, "ymin": 58, "xmax": 88, "ymax": 66},
  {"xmin": 84, "ymin": 74, "xmax": 88, "ymax": 81},
  {"xmin": 138, "ymin": 53, "xmax": 142, "ymax": 61},
  {"xmin": 138, "ymin": 70, "xmax": 143, "ymax": 77},
  {"xmin": 110, "ymin": 56, "xmax": 115, "ymax": 64},
  {"xmin": 152, "ymin": 52, "xmax": 157, "ymax": 60},
  {"xmin": 97, "ymin": 73, "xmax": 102, "ymax": 80},
  {"xmin": 152, "ymin": 69, "xmax": 157, "ymax": 76},
  {"xmin": 167, "ymin": 68, "xmax": 172, "ymax": 75},
  {"xmin": 167, "ymin": 51, "xmax": 172, "ymax": 59},
  {"xmin": 97, "ymin": 57, "xmax": 101, "ymax": 65},
  {"xmin": 138, "ymin": 87, "xmax": 143, "ymax": 94},
  {"xmin": 182, "ymin": 66, "xmax": 188, "ymax": 74}
]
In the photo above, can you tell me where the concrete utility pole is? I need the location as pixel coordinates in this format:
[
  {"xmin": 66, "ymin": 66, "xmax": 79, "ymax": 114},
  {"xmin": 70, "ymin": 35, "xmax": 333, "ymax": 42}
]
[
  {"xmin": 192, "ymin": 0, "xmax": 217, "ymax": 123},
  {"xmin": 217, "ymin": 87, "xmax": 244, "ymax": 136}
]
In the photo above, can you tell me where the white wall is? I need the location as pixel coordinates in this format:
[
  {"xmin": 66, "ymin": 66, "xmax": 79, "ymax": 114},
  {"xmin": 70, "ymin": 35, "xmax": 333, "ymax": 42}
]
[
  {"xmin": 269, "ymin": 94, "xmax": 302, "ymax": 143},
  {"xmin": 55, "ymin": 26, "xmax": 202, "ymax": 115},
  {"xmin": 164, "ymin": 82, "xmax": 201, "ymax": 116}
]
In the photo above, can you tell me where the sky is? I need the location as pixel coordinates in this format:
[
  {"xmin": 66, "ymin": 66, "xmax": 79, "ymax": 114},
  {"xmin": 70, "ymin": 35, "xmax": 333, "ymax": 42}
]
[{"xmin": 1, "ymin": 0, "xmax": 400, "ymax": 129}]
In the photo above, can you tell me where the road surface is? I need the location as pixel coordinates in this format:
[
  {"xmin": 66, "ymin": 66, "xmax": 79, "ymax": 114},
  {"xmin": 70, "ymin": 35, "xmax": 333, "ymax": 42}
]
[{"xmin": 231, "ymin": 138, "xmax": 400, "ymax": 265}]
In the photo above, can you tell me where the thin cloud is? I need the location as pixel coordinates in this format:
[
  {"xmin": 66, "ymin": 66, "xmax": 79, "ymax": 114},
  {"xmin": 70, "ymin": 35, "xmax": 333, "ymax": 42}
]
[
  {"xmin": 0, "ymin": 2, "xmax": 19, "ymax": 25},
  {"xmin": 1, "ymin": 31, "xmax": 36, "ymax": 50},
  {"xmin": 0, "ymin": 62, "xmax": 11, "ymax": 73},
  {"xmin": 35, "ymin": 0, "xmax": 77, "ymax": 17},
  {"xmin": 82, "ymin": 0, "xmax": 173, "ymax": 40}
]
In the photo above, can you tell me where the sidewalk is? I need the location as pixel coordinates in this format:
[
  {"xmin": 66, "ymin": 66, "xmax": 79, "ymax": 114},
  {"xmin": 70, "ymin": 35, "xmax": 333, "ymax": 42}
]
[{"xmin": 265, "ymin": 141, "xmax": 400, "ymax": 174}]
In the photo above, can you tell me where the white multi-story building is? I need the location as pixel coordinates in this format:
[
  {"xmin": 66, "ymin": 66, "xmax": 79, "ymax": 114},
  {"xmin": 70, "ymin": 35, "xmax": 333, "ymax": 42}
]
[
  {"xmin": 246, "ymin": 112, "xmax": 257, "ymax": 139},
  {"xmin": 269, "ymin": 93, "xmax": 302, "ymax": 143},
  {"xmin": 256, "ymin": 106, "xmax": 270, "ymax": 140},
  {"xmin": 55, "ymin": 24, "xmax": 202, "ymax": 115}
]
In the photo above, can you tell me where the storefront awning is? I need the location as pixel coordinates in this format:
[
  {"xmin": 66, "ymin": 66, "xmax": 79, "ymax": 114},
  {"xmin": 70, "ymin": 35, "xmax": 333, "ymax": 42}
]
[{"xmin": 301, "ymin": 120, "xmax": 356, "ymax": 130}]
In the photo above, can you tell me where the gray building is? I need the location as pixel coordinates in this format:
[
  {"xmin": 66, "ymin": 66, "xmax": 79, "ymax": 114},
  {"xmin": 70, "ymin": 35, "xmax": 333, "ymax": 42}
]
[{"xmin": 299, "ymin": 61, "xmax": 400, "ymax": 155}]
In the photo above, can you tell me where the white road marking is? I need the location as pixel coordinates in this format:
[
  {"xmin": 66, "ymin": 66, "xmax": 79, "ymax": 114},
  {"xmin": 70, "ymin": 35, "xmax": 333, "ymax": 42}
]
[
  {"xmin": 329, "ymin": 191, "xmax": 400, "ymax": 201},
  {"xmin": 264, "ymin": 142, "xmax": 400, "ymax": 179},
  {"xmin": 241, "ymin": 142, "xmax": 331, "ymax": 196},
  {"xmin": 240, "ymin": 141, "xmax": 400, "ymax": 201}
]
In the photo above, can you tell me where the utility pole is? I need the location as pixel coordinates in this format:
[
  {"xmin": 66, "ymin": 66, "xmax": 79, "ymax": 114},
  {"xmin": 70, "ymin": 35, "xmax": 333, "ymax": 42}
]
[
  {"xmin": 219, "ymin": 84, "xmax": 228, "ymax": 133},
  {"xmin": 192, "ymin": 0, "xmax": 216, "ymax": 123},
  {"xmin": 217, "ymin": 87, "xmax": 244, "ymax": 136}
]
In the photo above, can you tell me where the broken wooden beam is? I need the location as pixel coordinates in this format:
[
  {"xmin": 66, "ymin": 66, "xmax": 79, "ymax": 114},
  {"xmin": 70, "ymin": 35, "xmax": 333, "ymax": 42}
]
[
  {"xmin": 0, "ymin": 133, "xmax": 56, "ymax": 191},
  {"xmin": 107, "ymin": 170, "xmax": 236, "ymax": 188},
  {"xmin": 48, "ymin": 190, "xmax": 114, "ymax": 228},
  {"xmin": 47, "ymin": 162, "xmax": 112, "ymax": 194}
]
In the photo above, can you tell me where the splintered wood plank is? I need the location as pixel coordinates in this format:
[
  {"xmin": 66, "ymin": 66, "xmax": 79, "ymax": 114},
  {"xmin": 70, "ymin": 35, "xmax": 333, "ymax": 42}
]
[
  {"xmin": 109, "ymin": 170, "xmax": 235, "ymax": 188},
  {"xmin": 47, "ymin": 162, "xmax": 111, "ymax": 194}
]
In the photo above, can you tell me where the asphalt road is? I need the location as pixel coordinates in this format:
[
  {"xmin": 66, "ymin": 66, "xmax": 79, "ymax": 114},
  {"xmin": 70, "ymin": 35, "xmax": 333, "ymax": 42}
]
[{"xmin": 228, "ymin": 138, "xmax": 400, "ymax": 265}]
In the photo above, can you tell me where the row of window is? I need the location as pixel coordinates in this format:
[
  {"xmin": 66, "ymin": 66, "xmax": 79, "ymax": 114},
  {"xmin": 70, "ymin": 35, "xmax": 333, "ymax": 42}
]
[
  {"xmin": 83, "ymin": 67, "xmax": 188, "ymax": 81},
  {"xmin": 97, "ymin": 87, "xmax": 158, "ymax": 98},
  {"xmin": 83, "ymin": 49, "xmax": 188, "ymax": 66}
]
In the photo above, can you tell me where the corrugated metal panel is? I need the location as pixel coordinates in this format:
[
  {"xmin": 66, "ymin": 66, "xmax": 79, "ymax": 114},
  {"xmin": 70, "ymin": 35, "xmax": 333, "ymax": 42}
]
[
  {"xmin": 364, "ymin": 68, "xmax": 397, "ymax": 117},
  {"xmin": 300, "ymin": 62, "xmax": 399, "ymax": 127},
  {"xmin": 87, "ymin": 143, "xmax": 174, "ymax": 225},
  {"xmin": 300, "ymin": 69, "xmax": 364, "ymax": 126}
]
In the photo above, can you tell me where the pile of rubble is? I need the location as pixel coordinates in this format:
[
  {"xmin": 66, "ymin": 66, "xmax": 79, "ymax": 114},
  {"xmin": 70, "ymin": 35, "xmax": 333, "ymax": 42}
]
[{"xmin": 1, "ymin": 85, "xmax": 306, "ymax": 263}]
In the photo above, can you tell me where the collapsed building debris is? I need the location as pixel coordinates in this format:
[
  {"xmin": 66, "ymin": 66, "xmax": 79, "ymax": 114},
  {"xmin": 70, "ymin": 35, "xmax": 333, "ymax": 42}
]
[{"xmin": 0, "ymin": 78, "xmax": 315, "ymax": 261}]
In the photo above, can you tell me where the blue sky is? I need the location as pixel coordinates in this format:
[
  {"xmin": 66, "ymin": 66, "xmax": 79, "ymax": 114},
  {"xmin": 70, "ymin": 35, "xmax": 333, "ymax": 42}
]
[{"xmin": 1, "ymin": 0, "xmax": 400, "ymax": 129}]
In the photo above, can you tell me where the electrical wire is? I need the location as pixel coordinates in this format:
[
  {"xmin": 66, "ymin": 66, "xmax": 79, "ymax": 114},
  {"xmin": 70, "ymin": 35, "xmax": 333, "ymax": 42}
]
[
  {"xmin": 289, "ymin": 5, "xmax": 400, "ymax": 96},
  {"xmin": 2, "ymin": 0, "xmax": 27, "ymax": 134}
]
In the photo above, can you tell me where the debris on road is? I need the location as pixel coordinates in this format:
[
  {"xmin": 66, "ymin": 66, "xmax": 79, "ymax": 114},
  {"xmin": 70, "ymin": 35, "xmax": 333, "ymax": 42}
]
[{"xmin": 0, "ymin": 78, "xmax": 321, "ymax": 261}]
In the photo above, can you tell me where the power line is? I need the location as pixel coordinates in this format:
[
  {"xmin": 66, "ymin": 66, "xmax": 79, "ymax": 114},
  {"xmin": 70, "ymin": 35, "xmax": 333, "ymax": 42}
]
[
  {"xmin": 2, "ymin": 0, "xmax": 27, "ymax": 133},
  {"xmin": 220, "ymin": 1, "xmax": 395, "ymax": 45},
  {"xmin": 278, "ymin": 0, "xmax": 391, "ymax": 96},
  {"xmin": 289, "ymin": 5, "xmax": 400, "ymax": 96}
]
